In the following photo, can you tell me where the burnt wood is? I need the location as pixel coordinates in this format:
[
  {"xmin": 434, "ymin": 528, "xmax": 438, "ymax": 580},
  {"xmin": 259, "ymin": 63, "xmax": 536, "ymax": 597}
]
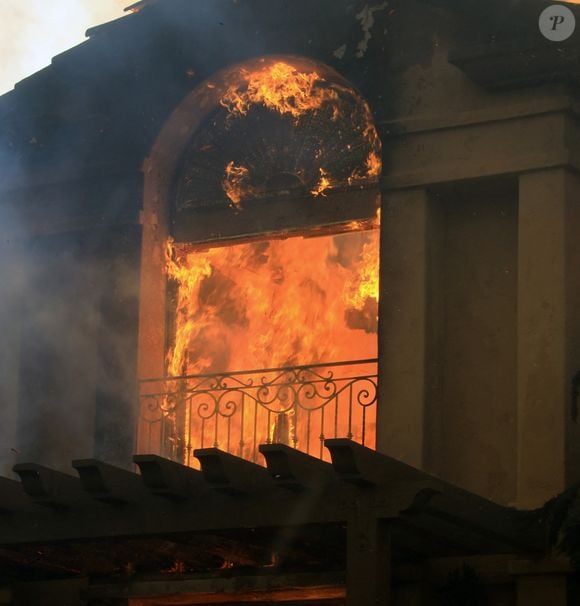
[
  {"xmin": 0, "ymin": 446, "xmax": 545, "ymax": 563},
  {"xmin": 88, "ymin": 571, "xmax": 346, "ymax": 604},
  {"xmin": 172, "ymin": 187, "xmax": 380, "ymax": 244}
]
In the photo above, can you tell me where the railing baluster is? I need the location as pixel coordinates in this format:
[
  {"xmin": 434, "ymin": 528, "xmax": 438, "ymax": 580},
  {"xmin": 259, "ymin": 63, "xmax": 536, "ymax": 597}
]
[
  {"xmin": 348, "ymin": 384, "xmax": 353, "ymax": 440},
  {"xmin": 214, "ymin": 406, "xmax": 219, "ymax": 449},
  {"xmin": 227, "ymin": 413, "xmax": 231, "ymax": 454},
  {"xmin": 240, "ymin": 394, "xmax": 245, "ymax": 458},
  {"xmin": 253, "ymin": 401, "xmax": 258, "ymax": 463},
  {"xmin": 320, "ymin": 407, "xmax": 325, "ymax": 460},
  {"xmin": 139, "ymin": 359, "xmax": 378, "ymax": 466},
  {"xmin": 306, "ymin": 411, "xmax": 311, "ymax": 456},
  {"xmin": 334, "ymin": 393, "xmax": 338, "ymax": 439},
  {"xmin": 187, "ymin": 397, "xmax": 193, "ymax": 467},
  {"xmin": 362, "ymin": 404, "xmax": 367, "ymax": 447},
  {"xmin": 293, "ymin": 399, "xmax": 298, "ymax": 449},
  {"xmin": 160, "ymin": 410, "xmax": 166, "ymax": 458},
  {"xmin": 147, "ymin": 408, "xmax": 153, "ymax": 453}
]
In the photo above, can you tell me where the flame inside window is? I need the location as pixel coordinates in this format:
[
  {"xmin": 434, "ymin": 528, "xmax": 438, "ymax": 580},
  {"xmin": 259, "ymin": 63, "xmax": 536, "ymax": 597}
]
[
  {"xmin": 164, "ymin": 222, "xmax": 379, "ymax": 462},
  {"xmin": 166, "ymin": 226, "xmax": 378, "ymax": 377},
  {"xmin": 175, "ymin": 57, "xmax": 381, "ymax": 211},
  {"xmin": 152, "ymin": 57, "xmax": 382, "ymax": 464}
]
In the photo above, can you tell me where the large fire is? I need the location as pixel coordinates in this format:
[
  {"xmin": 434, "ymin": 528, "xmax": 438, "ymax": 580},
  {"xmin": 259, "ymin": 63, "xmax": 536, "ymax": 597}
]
[
  {"xmin": 164, "ymin": 220, "xmax": 379, "ymax": 463},
  {"xmin": 219, "ymin": 59, "xmax": 381, "ymax": 207},
  {"xmin": 154, "ymin": 57, "xmax": 381, "ymax": 464},
  {"xmin": 166, "ymin": 223, "xmax": 379, "ymax": 379}
]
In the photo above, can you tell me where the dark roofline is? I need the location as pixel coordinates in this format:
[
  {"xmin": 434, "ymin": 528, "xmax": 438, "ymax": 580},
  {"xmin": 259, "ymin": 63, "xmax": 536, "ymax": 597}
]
[{"xmin": 125, "ymin": 0, "xmax": 158, "ymax": 11}]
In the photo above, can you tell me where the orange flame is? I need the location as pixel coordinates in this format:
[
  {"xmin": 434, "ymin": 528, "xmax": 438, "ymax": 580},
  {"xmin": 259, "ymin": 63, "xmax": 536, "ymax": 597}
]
[
  {"xmin": 220, "ymin": 61, "xmax": 342, "ymax": 121},
  {"xmin": 365, "ymin": 149, "xmax": 382, "ymax": 178},
  {"xmin": 165, "ymin": 232, "xmax": 380, "ymax": 376},
  {"xmin": 345, "ymin": 209, "xmax": 380, "ymax": 315},
  {"xmin": 223, "ymin": 161, "xmax": 253, "ymax": 208},
  {"xmin": 157, "ymin": 59, "xmax": 382, "ymax": 463},
  {"xmin": 164, "ymin": 239, "xmax": 212, "ymax": 378},
  {"xmin": 310, "ymin": 168, "xmax": 331, "ymax": 197},
  {"xmin": 164, "ymin": 218, "xmax": 380, "ymax": 462},
  {"xmin": 216, "ymin": 59, "xmax": 381, "ymax": 203}
]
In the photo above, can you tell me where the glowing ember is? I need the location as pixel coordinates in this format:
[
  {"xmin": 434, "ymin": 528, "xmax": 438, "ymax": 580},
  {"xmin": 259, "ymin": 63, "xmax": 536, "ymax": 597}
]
[
  {"xmin": 215, "ymin": 59, "xmax": 381, "ymax": 203},
  {"xmin": 365, "ymin": 149, "xmax": 382, "ymax": 178},
  {"xmin": 310, "ymin": 168, "xmax": 332, "ymax": 197},
  {"xmin": 223, "ymin": 161, "xmax": 253, "ymax": 208}
]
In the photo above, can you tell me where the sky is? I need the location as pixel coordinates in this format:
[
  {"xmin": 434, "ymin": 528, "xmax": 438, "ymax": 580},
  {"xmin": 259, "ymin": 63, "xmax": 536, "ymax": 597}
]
[
  {"xmin": 0, "ymin": 1, "xmax": 135, "ymax": 95},
  {"xmin": 2, "ymin": 1, "xmax": 580, "ymax": 96}
]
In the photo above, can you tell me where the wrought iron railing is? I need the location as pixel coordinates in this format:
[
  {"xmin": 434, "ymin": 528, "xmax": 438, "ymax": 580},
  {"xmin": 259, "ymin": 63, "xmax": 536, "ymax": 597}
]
[{"xmin": 138, "ymin": 359, "xmax": 378, "ymax": 466}]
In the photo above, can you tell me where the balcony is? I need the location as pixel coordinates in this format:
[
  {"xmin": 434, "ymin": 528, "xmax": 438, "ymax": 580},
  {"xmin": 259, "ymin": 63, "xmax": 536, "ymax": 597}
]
[{"xmin": 138, "ymin": 358, "xmax": 378, "ymax": 466}]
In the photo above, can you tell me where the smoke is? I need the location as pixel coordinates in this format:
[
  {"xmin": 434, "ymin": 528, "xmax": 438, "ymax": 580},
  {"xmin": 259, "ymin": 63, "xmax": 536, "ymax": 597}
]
[
  {"xmin": 0, "ymin": 206, "xmax": 28, "ymax": 477},
  {"xmin": 0, "ymin": 0, "xmax": 132, "ymax": 95},
  {"xmin": 0, "ymin": 197, "xmax": 142, "ymax": 476},
  {"xmin": 0, "ymin": 2, "xmax": 148, "ymax": 476},
  {"xmin": 0, "ymin": 0, "xmax": 381, "ymax": 477}
]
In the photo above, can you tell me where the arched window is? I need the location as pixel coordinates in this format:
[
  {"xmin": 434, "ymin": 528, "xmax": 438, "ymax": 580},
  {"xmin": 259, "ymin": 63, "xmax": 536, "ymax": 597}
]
[{"xmin": 138, "ymin": 56, "xmax": 380, "ymax": 465}]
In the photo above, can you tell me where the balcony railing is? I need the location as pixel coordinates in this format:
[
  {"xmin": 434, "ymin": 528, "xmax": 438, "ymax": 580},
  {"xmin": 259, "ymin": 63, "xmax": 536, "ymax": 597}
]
[{"xmin": 138, "ymin": 359, "xmax": 378, "ymax": 466}]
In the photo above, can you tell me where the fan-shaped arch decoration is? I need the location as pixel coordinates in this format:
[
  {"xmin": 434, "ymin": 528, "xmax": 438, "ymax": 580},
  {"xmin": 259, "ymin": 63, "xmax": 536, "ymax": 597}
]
[{"xmin": 174, "ymin": 56, "xmax": 381, "ymax": 212}]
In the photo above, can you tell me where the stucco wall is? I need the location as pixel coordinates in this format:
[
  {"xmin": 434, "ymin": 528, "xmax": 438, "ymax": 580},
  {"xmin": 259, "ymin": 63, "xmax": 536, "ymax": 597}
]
[{"xmin": 425, "ymin": 179, "xmax": 518, "ymax": 504}]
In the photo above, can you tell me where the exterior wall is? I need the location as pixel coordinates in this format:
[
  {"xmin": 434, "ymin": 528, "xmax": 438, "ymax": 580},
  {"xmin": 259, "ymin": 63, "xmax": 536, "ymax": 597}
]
[
  {"xmin": 378, "ymin": 187, "xmax": 428, "ymax": 468},
  {"xmin": 0, "ymin": 220, "xmax": 142, "ymax": 472},
  {"xmin": 426, "ymin": 179, "xmax": 518, "ymax": 504},
  {"xmin": 376, "ymin": 0, "xmax": 580, "ymax": 510},
  {"xmin": 517, "ymin": 168, "xmax": 580, "ymax": 507}
]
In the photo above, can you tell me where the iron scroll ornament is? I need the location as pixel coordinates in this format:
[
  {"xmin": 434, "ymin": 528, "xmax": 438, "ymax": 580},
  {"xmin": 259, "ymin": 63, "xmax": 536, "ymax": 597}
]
[{"xmin": 139, "ymin": 359, "xmax": 378, "ymax": 464}]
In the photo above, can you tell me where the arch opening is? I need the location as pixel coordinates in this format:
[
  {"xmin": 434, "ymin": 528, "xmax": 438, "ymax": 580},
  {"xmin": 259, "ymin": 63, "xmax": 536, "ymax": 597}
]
[
  {"xmin": 173, "ymin": 56, "xmax": 381, "ymax": 212},
  {"xmin": 138, "ymin": 56, "xmax": 381, "ymax": 465}
]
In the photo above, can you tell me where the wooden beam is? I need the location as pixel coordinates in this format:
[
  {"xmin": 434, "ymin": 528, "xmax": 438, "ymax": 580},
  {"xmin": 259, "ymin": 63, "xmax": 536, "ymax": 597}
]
[
  {"xmin": 129, "ymin": 585, "xmax": 345, "ymax": 604},
  {"xmin": 259, "ymin": 444, "xmax": 335, "ymax": 491},
  {"xmin": 89, "ymin": 571, "xmax": 345, "ymax": 603},
  {"xmin": 12, "ymin": 463, "xmax": 86, "ymax": 509},
  {"xmin": 194, "ymin": 449, "xmax": 273, "ymax": 495},
  {"xmin": 72, "ymin": 459, "xmax": 146, "ymax": 505},
  {"xmin": 405, "ymin": 491, "xmax": 545, "ymax": 555},
  {"xmin": 347, "ymin": 511, "xmax": 392, "ymax": 606},
  {"xmin": 133, "ymin": 455, "xmax": 208, "ymax": 500},
  {"xmin": 325, "ymin": 438, "xmax": 424, "ymax": 486}
]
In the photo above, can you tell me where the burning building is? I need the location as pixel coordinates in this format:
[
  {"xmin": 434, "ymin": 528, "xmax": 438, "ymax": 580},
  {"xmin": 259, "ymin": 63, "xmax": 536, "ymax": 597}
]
[{"xmin": 0, "ymin": 0, "xmax": 580, "ymax": 604}]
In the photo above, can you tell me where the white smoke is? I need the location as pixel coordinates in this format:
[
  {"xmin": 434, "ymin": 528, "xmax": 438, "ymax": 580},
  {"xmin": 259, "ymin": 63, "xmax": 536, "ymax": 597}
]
[{"xmin": 0, "ymin": 0, "xmax": 133, "ymax": 95}]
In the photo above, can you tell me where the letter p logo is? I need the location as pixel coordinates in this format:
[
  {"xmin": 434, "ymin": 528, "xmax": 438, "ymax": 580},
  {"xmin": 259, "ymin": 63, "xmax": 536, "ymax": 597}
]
[
  {"xmin": 540, "ymin": 5, "xmax": 576, "ymax": 41},
  {"xmin": 551, "ymin": 14, "xmax": 566, "ymax": 30}
]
